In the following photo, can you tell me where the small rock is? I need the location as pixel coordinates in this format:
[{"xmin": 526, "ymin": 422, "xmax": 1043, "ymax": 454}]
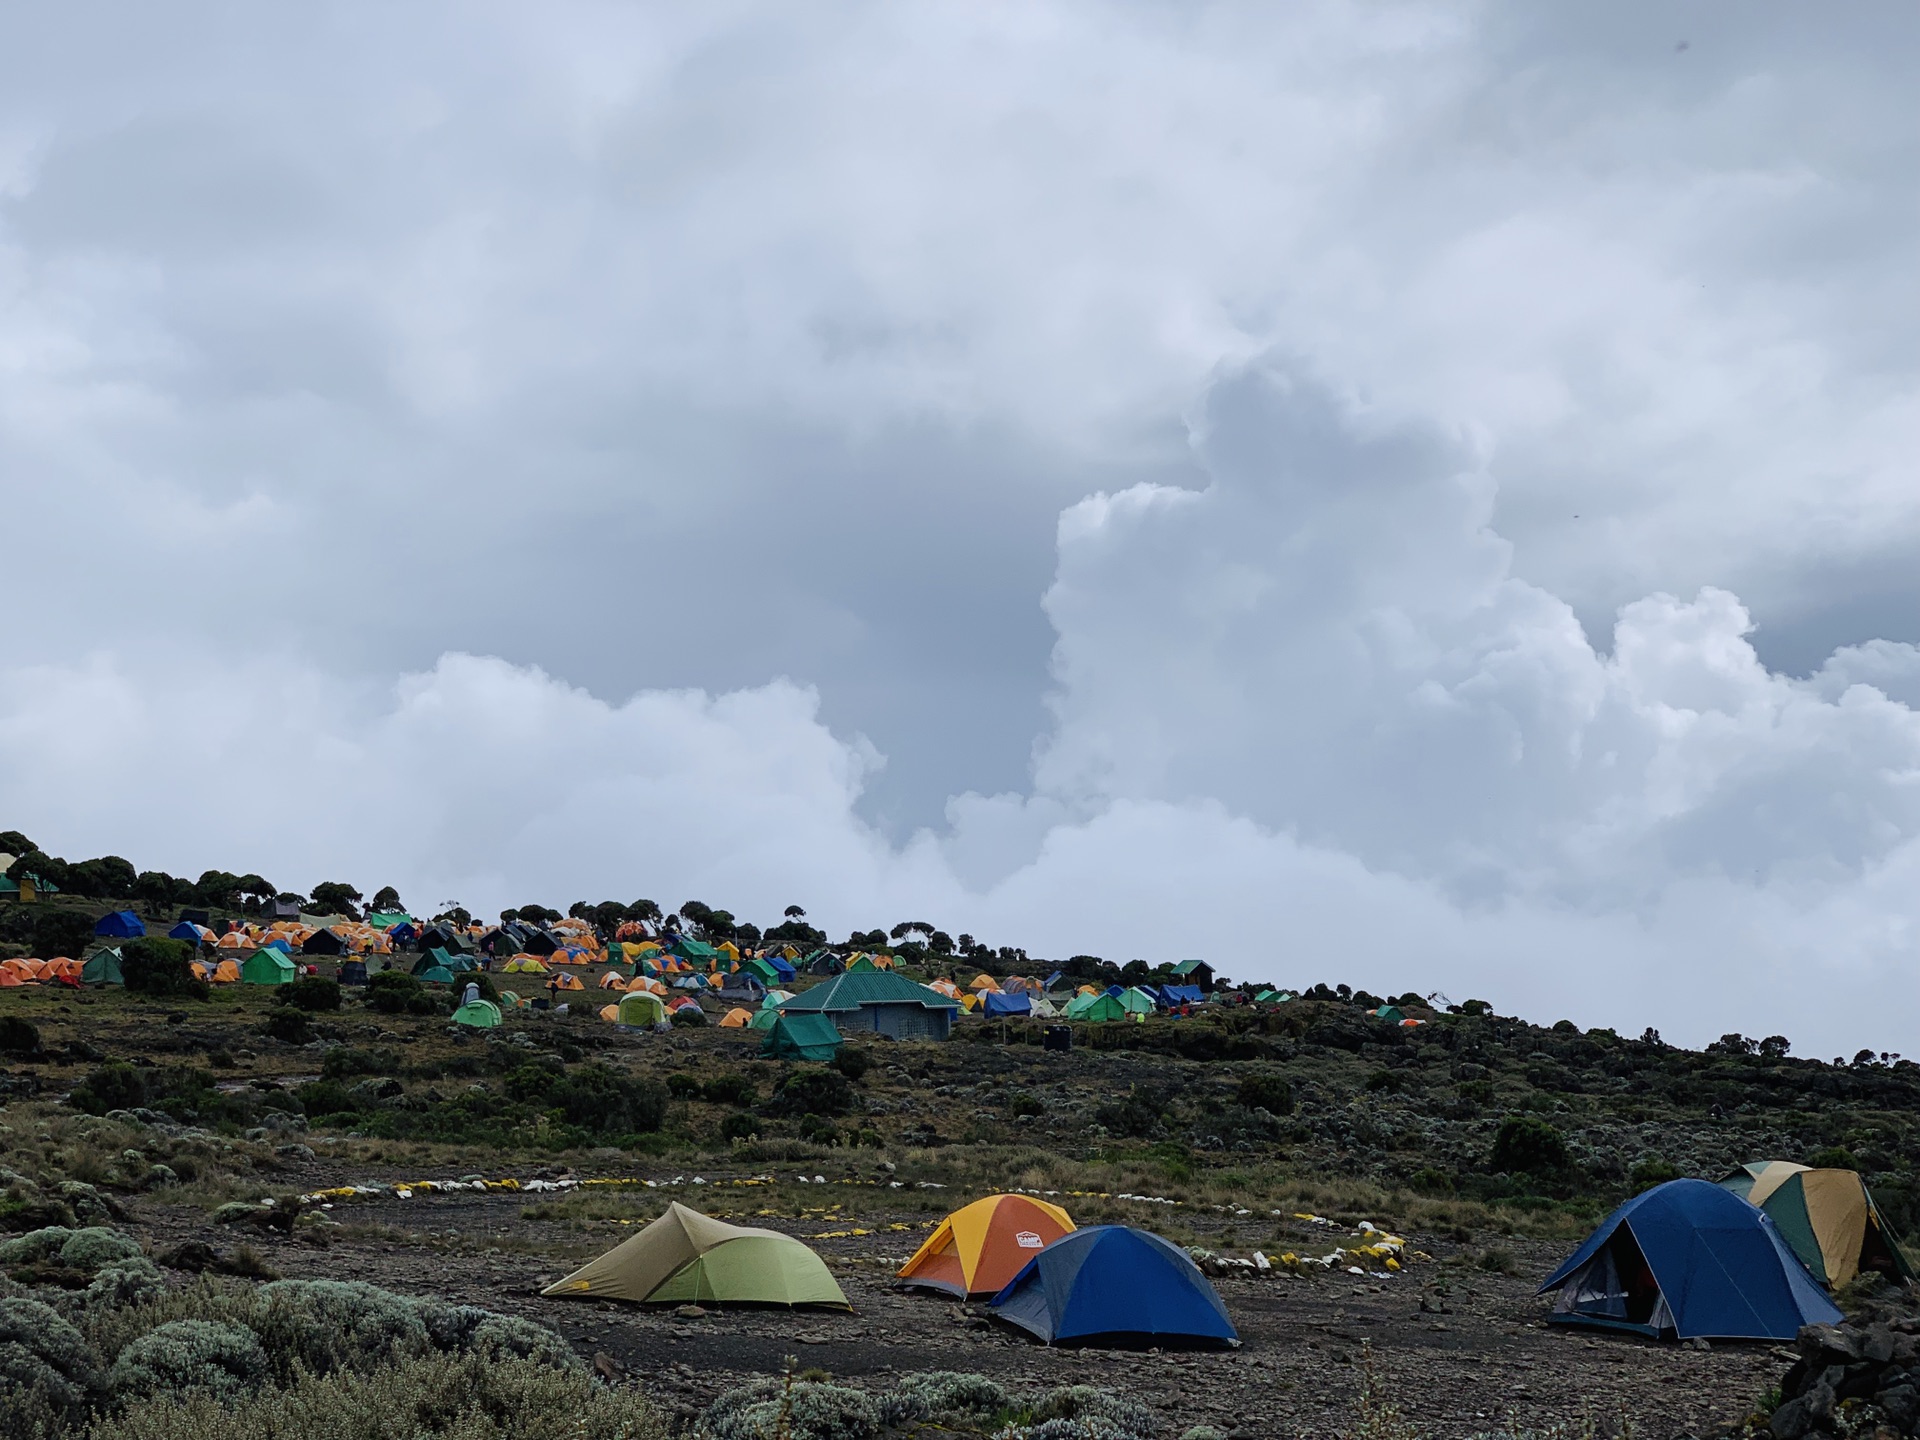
[{"xmin": 674, "ymin": 1305, "xmax": 707, "ymax": 1319}]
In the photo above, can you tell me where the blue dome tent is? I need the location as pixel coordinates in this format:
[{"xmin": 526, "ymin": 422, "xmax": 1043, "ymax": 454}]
[
  {"xmin": 989, "ymin": 1226, "xmax": 1236, "ymax": 1348},
  {"xmin": 1540, "ymin": 1179, "xmax": 1842, "ymax": 1340},
  {"xmin": 93, "ymin": 910, "xmax": 145, "ymax": 939},
  {"xmin": 982, "ymin": 991, "xmax": 1031, "ymax": 1018}
]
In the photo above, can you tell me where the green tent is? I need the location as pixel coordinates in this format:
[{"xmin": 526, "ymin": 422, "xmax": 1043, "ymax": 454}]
[
  {"xmin": 762, "ymin": 1013, "xmax": 843, "ymax": 1061},
  {"xmin": 1119, "ymin": 987, "xmax": 1158, "ymax": 1015},
  {"xmin": 1066, "ymin": 992, "xmax": 1127, "ymax": 1022},
  {"xmin": 240, "ymin": 950, "xmax": 296, "ymax": 985},
  {"xmin": 617, "ymin": 991, "xmax": 669, "ymax": 1027},
  {"xmin": 452, "ymin": 999, "xmax": 503, "ymax": 1028},
  {"xmin": 740, "ymin": 956, "xmax": 781, "ymax": 984},
  {"xmin": 81, "ymin": 948, "xmax": 124, "ymax": 986},
  {"xmin": 543, "ymin": 1202, "xmax": 848, "ymax": 1308},
  {"xmin": 748, "ymin": 1008, "xmax": 779, "ymax": 1031},
  {"xmin": 367, "ymin": 912, "xmax": 413, "ymax": 929},
  {"xmin": 416, "ymin": 964, "xmax": 457, "ymax": 985},
  {"xmin": 1254, "ymin": 989, "xmax": 1293, "ymax": 1003},
  {"xmin": 1374, "ymin": 1005, "xmax": 1406, "ymax": 1024},
  {"xmin": 845, "ymin": 954, "xmax": 879, "ymax": 972},
  {"xmin": 670, "ymin": 936, "xmax": 720, "ymax": 964},
  {"xmin": 412, "ymin": 947, "xmax": 457, "ymax": 976}
]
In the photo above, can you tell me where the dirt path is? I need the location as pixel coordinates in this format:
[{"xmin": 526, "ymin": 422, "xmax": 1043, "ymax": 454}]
[{"xmin": 124, "ymin": 1161, "xmax": 1777, "ymax": 1438}]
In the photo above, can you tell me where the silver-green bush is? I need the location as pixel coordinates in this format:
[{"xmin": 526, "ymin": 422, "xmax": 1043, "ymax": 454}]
[
  {"xmin": 108, "ymin": 1319, "xmax": 268, "ymax": 1404},
  {"xmin": 60, "ymin": 1229, "xmax": 144, "ymax": 1273},
  {"xmin": 91, "ymin": 1350, "xmax": 668, "ymax": 1440},
  {"xmin": 86, "ymin": 1257, "xmax": 168, "ymax": 1311},
  {"xmin": 0, "ymin": 1295, "xmax": 106, "ymax": 1418},
  {"xmin": 0, "ymin": 1226, "xmax": 75, "ymax": 1266},
  {"xmin": 701, "ymin": 1376, "xmax": 883, "ymax": 1440},
  {"xmin": 889, "ymin": 1370, "xmax": 1009, "ymax": 1419},
  {"xmin": 254, "ymin": 1279, "xmax": 430, "ymax": 1378}
]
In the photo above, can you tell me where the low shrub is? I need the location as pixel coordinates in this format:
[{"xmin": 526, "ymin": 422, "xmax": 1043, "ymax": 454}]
[
  {"xmin": 261, "ymin": 1010, "xmax": 315, "ymax": 1045},
  {"xmin": 1488, "ymin": 1115, "xmax": 1568, "ymax": 1175},
  {"xmin": 701, "ymin": 1375, "xmax": 881, "ymax": 1440},
  {"xmin": 1093, "ymin": 1088, "xmax": 1165, "ymax": 1139},
  {"xmin": 766, "ymin": 1069, "xmax": 856, "ymax": 1118},
  {"xmin": 274, "ymin": 977, "xmax": 341, "ymax": 1012},
  {"xmin": 366, "ymin": 971, "xmax": 424, "ymax": 1015},
  {"xmin": 700, "ymin": 1074, "xmax": 757, "ymax": 1106},
  {"xmin": 70, "ymin": 1063, "xmax": 151, "ymax": 1116},
  {"xmin": 90, "ymin": 1350, "xmax": 667, "ymax": 1440},
  {"xmin": 320, "ymin": 1047, "xmax": 400, "ymax": 1080},
  {"xmin": 669, "ymin": 1006, "xmax": 707, "ymax": 1028},
  {"xmin": 719, "ymin": 1113, "xmax": 761, "ymax": 1142},
  {"xmin": 1235, "ymin": 1073, "xmax": 1294, "ymax": 1115},
  {"xmin": 109, "ymin": 1318, "xmax": 270, "ymax": 1404},
  {"xmin": 1628, "ymin": 1158, "xmax": 1681, "ymax": 1188},
  {"xmin": 88, "ymin": 1256, "xmax": 169, "ymax": 1310},
  {"xmin": 832, "ymin": 1048, "xmax": 871, "ymax": 1082},
  {"xmin": 254, "ymin": 1278, "xmax": 430, "ymax": 1379},
  {"xmin": 120, "ymin": 939, "xmax": 208, "ymax": 1001},
  {"xmin": 665, "ymin": 1074, "xmax": 702, "ymax": 1100},
  {"xmin": 0, "ymin": 1295, "xmax": 105, "ymax": 1421},
  {"xmin": 0, "ymin": 1015, "xmax": 40, "ymax": 1054},
  {"xmin": 889, "ymin": 1370, "xmax": 1008, "ymax": 1417},
  {"xmin": 1027, "ymin": 1384, "xmax": 1156, "ymax": 1439}
]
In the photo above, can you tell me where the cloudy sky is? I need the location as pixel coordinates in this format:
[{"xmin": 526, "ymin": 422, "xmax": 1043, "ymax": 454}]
[{"xmin": 4, "ymin": 2, "xmax": 1918, "ymax": 1052}]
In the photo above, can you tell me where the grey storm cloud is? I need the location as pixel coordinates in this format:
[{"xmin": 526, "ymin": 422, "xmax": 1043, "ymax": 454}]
[{"xmin": 2, "ymin": 2, "xmax": 1919, "ymax": 1051}]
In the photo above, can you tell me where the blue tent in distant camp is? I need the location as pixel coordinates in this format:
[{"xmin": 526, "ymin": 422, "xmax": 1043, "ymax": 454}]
[
  {"xmin": 982, "ymin": 991, "xmax": 1031, "ymax": 1018},
  {"xmin": 94, "ymin": 910, "xmax": 145, "ymax": 938},
  {"xmin": 765, "ymin": 954, "xmax": 797, "ymax": 983},
  {"xmin": 261, "ymin": 937, "xmax": 293, "ymax": 955},
  {"xmin": 168, "ymin": 920, "xmax": 205, "ymax": 943},
  {"xmin": 990, "ymin": 1226, "xmax": 1237, "ymax": 1348},
  {"xmin": 1540, "ymin": 1179, "xmax": 1842, "ymax": 1340}
]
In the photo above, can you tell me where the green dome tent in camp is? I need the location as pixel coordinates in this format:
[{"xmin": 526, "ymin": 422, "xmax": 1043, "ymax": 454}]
[
  {"xmin": 1721, "ymin": 1162, "xmax": 1912, "ymax": 1291},
  {"xmin": 543, "ymin": 1201, "xmax": 849, "ymax": 1309},
  {"xmin": 82, "ymin": 949, "xmax": 124, "ymax": 986},
  {"xmin": 240, "ymin": 950, "xmax": 295, "ymax": 985},
  {"xmin": 415, "ymin": 964, "xmax": 457, "ymax": 985},
  {"xmin": 616, "ymin": 991, "xmax": 668, "ymax": 1028},
  {"xmin": 452, "ymin": 999, "xmax": 502, "ymax": 1028},
  {"xmin": 762, "ymin": 1012, "xmax": 843, "ymax": 1061},
  {"xmin": 748, "ymin": 1007, "xmax": 779, "ymax": 1031},
  {"xmin": 1119, "ymin": 987, "xmax": 1158, "ymax": 1015},
  {"xmin": 1066, "ymin": 992, "xmax": 1127, "ymax": 1022}
]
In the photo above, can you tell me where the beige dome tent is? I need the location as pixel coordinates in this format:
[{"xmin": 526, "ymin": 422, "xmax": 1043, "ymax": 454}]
[
  {"xmin": 1721, "ymin": 1161, "xmax": 1911, "ymax": 1291},
  {"xmin": 541, "ymin": 1201, "xmax": 848, "ymax": 1309}
]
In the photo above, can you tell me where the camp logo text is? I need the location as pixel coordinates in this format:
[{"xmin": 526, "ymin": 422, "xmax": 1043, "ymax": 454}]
[{"xmin": 1016, "ymin": 1232, "xmax": 1045, "ymax": 1247}]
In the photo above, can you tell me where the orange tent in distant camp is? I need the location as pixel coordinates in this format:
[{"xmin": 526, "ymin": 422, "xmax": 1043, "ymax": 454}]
[
  {"xmin": 217, "ymin": 932, "xmax": 249, "ymax": 950},
  {"xmin": 897, "ymin": 1194, "xmax": 1077, "ymax": 1299},
  {"xmin": 719, "ymin": 1007, "xmax": 753, "ymax": 1028},
  {"xmin": 598, "ymin": 972, "xmax": 629, "ymax": 990},
  {"xmin": 969, "ymin": 974, "xmax": 1001, "ymax": 993},
  {"xmin": 0, "ymin": 969, "xmax": 24, "ymax": 988},
  {"xmin": 598, "ymin": 1004, "xmax": 620, "ymax": 1022},
  {"xmin": 212, "ymin": 959, "xmax": 242, "ymax": 983}
]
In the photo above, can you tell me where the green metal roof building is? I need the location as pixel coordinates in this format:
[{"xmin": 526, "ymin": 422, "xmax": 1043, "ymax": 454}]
[{"xmin": 778, "ymin": 970, "xmax": 959, "ymax": 1041}]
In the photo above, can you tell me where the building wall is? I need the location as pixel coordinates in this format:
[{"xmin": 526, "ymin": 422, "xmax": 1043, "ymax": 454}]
[{"xmin": 860, "ymin": 1003, "xmax": 953, "ymax": 1041}]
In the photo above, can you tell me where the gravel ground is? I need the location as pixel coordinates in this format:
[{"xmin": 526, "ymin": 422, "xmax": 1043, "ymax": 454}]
[{"xmin": 124, "ymin": 1161, "xmax": 1779, "ymax": 1439}]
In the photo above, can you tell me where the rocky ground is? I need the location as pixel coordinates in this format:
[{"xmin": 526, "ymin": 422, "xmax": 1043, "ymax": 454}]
[{"xmin": 114, "ymin": 1156, "xmax": 1780, "ymax": 1438}]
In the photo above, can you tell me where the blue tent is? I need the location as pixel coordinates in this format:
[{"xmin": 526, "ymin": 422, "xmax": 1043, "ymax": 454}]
[
  {"xmin": 1163, "ymin": 984, "xmax": 1204, "ymax": 1004},
  {"xmin": 1540, "ymin": 1179, "xmax": 1842, "ymax": 1340},
  {"xmin": 990, "ymin": 1226, "xmax": 1237, "ymax": 1348},
  {"xmin": 168, "ymin": 920, "xmax": 205, "ymax": 943},
  {"xmin": 766, "ymin": 955, "xmax": 798, "ymax": 983},
  {"xmin": 982, "ymin": 991, "xmax": 1032, "ymax": 1017},
  {"xmin": 94, "ymin": 910, "xmax": 145, "ymax": 938},
  {"xmin": 261, "ymin": 937, "xmax": 294, "ymax": 955},
  {"xmin": 1103, "ymin": 984, "xmax": 1126, "ymax": 998}
]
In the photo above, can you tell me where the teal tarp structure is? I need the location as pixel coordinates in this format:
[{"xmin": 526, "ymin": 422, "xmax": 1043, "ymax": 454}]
[
  {"xmin": 82, "ymin": 948, "xmax": 125, "ymax": 985},
  {"xmin": 1066, "ymin": 993, "xmax": 1126, "ymax": 1022},
  {"xmin": 762, "ymin": 1013, "xmax": 843, "ymax": 1061}
]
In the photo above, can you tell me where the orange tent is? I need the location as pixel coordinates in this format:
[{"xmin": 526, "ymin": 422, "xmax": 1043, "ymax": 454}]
[
  {"xmin": 597, "ymin": 971, "xmax": 629, "ymax": 990},
  {"xmin": 598, "ymin": 1003, "xmax": 620, "ymax": 1022},
  {"xmin": 211, "ymin": 959, "xmax": 242, "ymax": 983},
  {"xmin": 191, "ymin": 961, "xmax": 213, "ymax": 980},
  {"xmin": 217, "ymin": 932, "xmax": 249, "ymax": 950},
  {"xmin": 898, "ymin": 1194, "xmax": 1076, "ymax": 1298},
  {"xmin": 552, "ymin": 973, "xmax": 585, "ymax": 991},
  {"xmin": 44, "ymin": 958, "xmax": 82, "ymax": 981},
  {"xmin": 718, "ymin": 1007, "xmax": 753, "ymax": 1028},
  {"xmin": 969, "ymin": 974, "xmax": 1001, "ymax": 993},
  {"xmin": 0, "ymin": 970, "xmax": 22, "ymax": 988}
]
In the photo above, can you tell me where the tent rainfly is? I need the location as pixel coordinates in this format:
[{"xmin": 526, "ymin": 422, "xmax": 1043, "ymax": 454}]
[
  {"xmin": 898, "ymin": 1194, "xmax": 1075, "ymax": 1298},
  {"xmin": 240, "ymin": 950, "xmax": 296, "ymax": 986},
  {"xmin": 1721, "ymin": 1162, "xmax": 1913, "ymax": 1291},
  {"xmin": 81, "ymin": 948, "xmax": 125, "ymax": 986},
  {"xmin": 1540, "ymin": 1179, "xmax": 1844, "ymax": 1340},
  {"xmin": 542, "ymin": 1202, "xmax": 848, "ymax": 1308},
  {"xmin": 93, "ymin": 910, "xmax": 145, "ymax": 939},
  {"xmin": 989, "ymin": 1225, "xmax": 1237, "ymax": 1348}
]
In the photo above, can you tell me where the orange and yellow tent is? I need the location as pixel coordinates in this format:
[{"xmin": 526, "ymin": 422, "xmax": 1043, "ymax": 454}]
[
  {"xmin": 598, "ymin": 1003, "xmax": 621, "ymax": 1022},
  {"xmin": 897, "ymin": 1194, "xmax": 1076, "ymax": 1298},
  {"xmin": 597, "ymin": 971, "xmax": 629, "ymax": 991},
  {"xmin": 718, "ymin": 1007, "xmax": 753, "ymax": 1028},
  {"xmin": 217, "ymin": 932, "xmax": 249, "ymax": 950},
  {"xmin": 969, "ymin": 974, "xmax": 1001, "ymax": 993},
  {"xmin": 212, "ymin": 959, "xmax": 243, "ymax": 983},
  {"xmin": 550, "ymin": 972, "xmax": 585, "ymax": 991}
]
